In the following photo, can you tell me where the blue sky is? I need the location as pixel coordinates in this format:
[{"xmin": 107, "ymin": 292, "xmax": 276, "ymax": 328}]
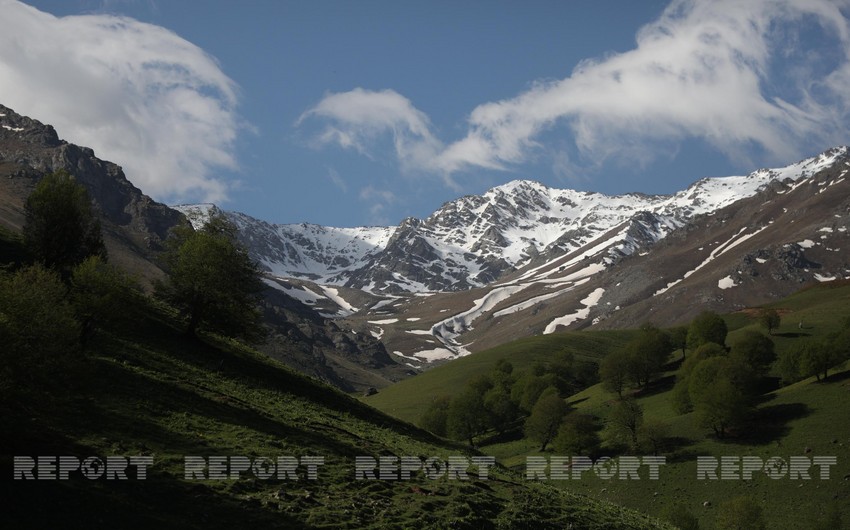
[{"xmin": 2, "ymin": 1, "xmax": 850, "ymax": 227}]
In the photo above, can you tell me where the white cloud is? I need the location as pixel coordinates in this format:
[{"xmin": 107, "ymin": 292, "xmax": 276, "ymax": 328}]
[
  {"xmin": 300, "ymin": 0, "xmax": 850, "ymax": 181},
  {"xmin": 298, "ymin": 88, "xmax": 443, "ymax": 174},
  {"xmin": 0, "ymin": 1, "xmax": 240, "ymax": 203}
]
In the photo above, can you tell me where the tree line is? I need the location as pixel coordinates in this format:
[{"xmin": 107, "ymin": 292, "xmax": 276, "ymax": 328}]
[
  {"xmin": 418, "ymin": 305, "xmax": 850, "ymax": 450},
  {"xmin": 1, "ymin": 171, "xmax": 265, "ymax": 403}
]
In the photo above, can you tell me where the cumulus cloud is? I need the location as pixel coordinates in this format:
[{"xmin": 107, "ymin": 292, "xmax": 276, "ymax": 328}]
[
  {"xmin": 300, "ymin": 0, "xmax": 850, "ymax": 180},
  {"xmin": 298, "ymin": 88, "xmax": 443, "ymax": 175},
  {"xmin": 0, "ymin": 0, "xmax": 240, "ymax": 203}
]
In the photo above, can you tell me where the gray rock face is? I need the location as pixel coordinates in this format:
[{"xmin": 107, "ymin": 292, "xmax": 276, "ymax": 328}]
[{"xmin": 0, "ymin": 103, "xmax": 184, "ymax": 254}]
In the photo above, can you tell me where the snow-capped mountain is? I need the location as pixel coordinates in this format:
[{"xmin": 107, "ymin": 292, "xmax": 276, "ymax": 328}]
[{"xmin": 177, "ymin": 147, "xmax": 847, "ymax": 296}]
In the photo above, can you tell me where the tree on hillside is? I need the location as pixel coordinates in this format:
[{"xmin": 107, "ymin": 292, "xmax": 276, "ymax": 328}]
[
  {"xmin": 418, "ymin": 395, "xmax": 451, "ymax": 437},
  {"xmin": 688, "ymin": 357, "xmax": 751, "ymax": 438},
  {"xmin": 511, "ymin": 372, "xmax": 557, "ymax": 413},
  {"xmin": 668, "ymin": 326, "xmax": 689, "ymax": 359},
  {"xmin": 0, "ymin": 265, "xmax": 80, "ymax": 399},
  {"xmin": 624, "ymin": 324, "xmax": 672, "ymax": 388},
  {"xmin": 729, "ymin": 330, "xmax": 776, "ymax": 377},
  {"xmin": 605, "ymin": 397, "xmax": 644, "ymax": 451},
  {"xmin": 447, "ymin": 389, "xmax": 488, "ymax": 447},
  {"xmin": 758, "ymin": 308, "xmax": 781, "ymax": 335},
  {"xmin": 553, "ymin": 413, "xmax": 600, "ymax": 455},
  {"xmin": 599, "ymin": 349, "xmax": 630, "ymax": 398},
  {"xmin": 686, "ymin": 311, "xmax": 728, "ymax": 350},
  {"xmin": 156, "ymin": 214, "xmax": 264, "ymax": 340},
  {"xmin": 798, "ymin": 340, "xmax": 843, "ymax": 382},
  {"xmin": 70, "ymin": 256, "xmax": 140, "ymax": 347},
  {"xmin": 23, "ymin": 170, "xmax": 106, "ymax": 278},
  {"xmin": 524, "ymin": 393, "xmax": 569, "ymax": 451},
  {"xmin": 670, "ymin": 342, "xmax": 727, "ymax": 414}
]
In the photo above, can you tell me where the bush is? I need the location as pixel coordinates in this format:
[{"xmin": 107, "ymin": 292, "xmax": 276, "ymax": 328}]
[{"xmin": 0, "ymin": 265, "xmax": 80, "ymax": 400}]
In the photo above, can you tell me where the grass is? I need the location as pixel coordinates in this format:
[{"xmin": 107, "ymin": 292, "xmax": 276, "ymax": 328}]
[
  {"xmin": 364, "ymin": 330, "xmax": 637, "ymax": 424},
  {"xmin": 0, "ymin": 292, "xmax": 671, "ymax": 529},
  {"xmin": 366, "ymin": 281, "xmax": 850, "ymax": 529}
]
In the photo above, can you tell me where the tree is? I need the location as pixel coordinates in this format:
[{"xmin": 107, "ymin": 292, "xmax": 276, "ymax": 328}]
[
  {"xmin": 668, "ymin": 326, "xmax": 689, "ymax": 359},
  {"xmin": 777, "ymin": 349, "xmax": 802, "ymax": 385},
  {"xmin": 686, "ymin": 311, "xmax": 727, "ymax": 350},
  {"xmin": 483, "ymin": 384, "xmax": 519, "ymax": 434},
  {"xmin": 0, "ymin": 265, "xmax": 80, "ymax": 399},
  {"xmin": 524, "ymin": 393, "xmax": 569, "ymax": 451},
  {"xmin": 606, "ymin": 398, "xmax": 644, "ymax": 451},
  {"xmin": 599, "ymin": 350, "xmax": 630, "ymax": 397},
  {"xmin": 553, "ymin": 413, "xmax": 600, "ymax": 455},
  {"xmin": 511, "ymin": 373, "xmax": 557, "ymax": 413},
  {"xmin": 157, "ymin": 214, "xmax": 264, "ymax": 340},
  {"xmin": 70, "ymin": 256, "xmax": 140, "ymax": 347},
  {"xmin": 799, "ymin": 340, "xmax": 843, "ymax": 382},
  {"xmin": 447, "ymin": 389, "xmax": 488, "ymax": 447},
  {"xmin": 624, "ymin": 324, "xmax": 672, "ymax": 388},
  {"xmin": 419, "ymin": 396, "xmax": 451, "ymax": 437},
  {"xmin": 715, "ymin": 496, "xmax": 766, "ymax": 530},
  {"xmin": 729, "ymin": 330, "xmax": 775, "ymax": 377},
  {"xmin": 23, "ymin": 170, "xmax": 106, "ymax": 278},
  {"xmin": 758, "ymin": 308, "xmax": 781, "ymax": 335},
  {"xmin": 688, "ymin": 357, "xmax": 751, "ymax": 438},
  {"xmin": 671, "ymin": 342, "xmax": 726, "ymax": 414},
  {"xmin": 637, "ymin": 418, "xmax": 670, "ymax": 456}
]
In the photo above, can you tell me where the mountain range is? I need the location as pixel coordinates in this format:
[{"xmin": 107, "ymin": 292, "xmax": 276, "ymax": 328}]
[
  {"xmin": 2, "ymin": 102, "xmax": 848, "ymax": 390},
  {"xmin": 177, "ymin": 147, "xmax": 850, "ymax": 370}
]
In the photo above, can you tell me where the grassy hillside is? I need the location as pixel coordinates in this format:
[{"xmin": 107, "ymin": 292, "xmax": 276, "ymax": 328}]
[
  {"xmin": 365, "ymin": 330, "xmax": 638, "ymax": 424},
  {"xmin": 0, "ymin": 271, "xmax": 670, "ymax": 528},
  {"xmin": 366, "ymin": 281, "xmax": 850, "ymax": 529}
]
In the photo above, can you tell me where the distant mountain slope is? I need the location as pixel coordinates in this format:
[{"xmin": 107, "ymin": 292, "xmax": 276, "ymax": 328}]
[
  {"xmin": 180, "ymin": 149, "xmax": 842, "ymax": 295},
  {"xmin": 180, "ymin": 147, "xmax": 850, "ymax": 366}
]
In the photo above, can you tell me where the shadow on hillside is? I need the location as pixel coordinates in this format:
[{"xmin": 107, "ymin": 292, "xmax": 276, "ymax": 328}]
[
  {"xmin": 774, "ymin": 332, "xmax": 812, "ymax": 338},
  {"xmin": 735, "ymin": 402, "xmax": 811, "ymax": 446},
  {"xmin": 823, "ymin": 369, "xmax": 850, "ymax": 383},
  {"xmin": 632, "ymin": 373, "xmax": 676, "ymax": 399}
]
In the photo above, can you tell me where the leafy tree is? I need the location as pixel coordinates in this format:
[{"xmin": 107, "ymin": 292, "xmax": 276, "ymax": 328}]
[
  {"xmin": 671, "ymin": 342, "xmax": 726, "ymax": 414},
  {"xmin": 637, "ymin": 418, "xmax": 670, "ymax": 455},
  {"xmin": 668, "ymin": 326, "xmax": 689, "ymax": 359},
  {"xmin": 599, "ymin": 349, "xmax": 630, "ymax": 398},
  {"xmin": 511, "ymin": 373, "xmax": 557, "ymax": 413},
  {"xmin": 758, "ymin": 308, "xmax": 781, "ymax": 335},
  {"xmin": 686, "ymin": 311, "xmax": 727, "ymax": 350},
  {"xmin": 799, "ymin": 340, "xmax": 843, "ymax": 382},
  {"xmin": 483, "ymin": 384, "xmax": 519, "ymax": 434},
  {"xmin": 447, "ymin": 389, "xmax": 488, "ymax": 447},
  {"xmin": 0, "ymin": 265, "xmax": 80, "ymax": 398},
  {"xmin": 70, "ymin": 256, "xmax": 140, "ymax": 346},
  {"xmin": 688, "ymin": 357, "xmax": 751, "ymax": 438},
  {"xmin": 624, "ymin": 324, "xmax": 672, "ymax": 388},
  {"xmin": 157, "ymin": 214, "xmax": 264, "ymax": 340},
  {"xmin": 777, "ymin": 349, "xmax": 802, "ymax": 385},
  {"xmin": 23, "ymin": 170, "xmax": 106, "ymax": 278},
  {"xmin": 553, "ymin": 413, "xmax": 600, "ymax": 455},
  {"xmin": 715, "ymin": 496, "xmax": 766, "ymax": 530},
  {"xmin": 729, "ymin": 330, "xmax": 775, "ymax": 376},
  {"xmin": 605, "ymin": 397, "xmax": 644, "ymax": 451},
  {"xmin": 418, "ymin": 395, "xmax": 451, "ymax": 437},
  {"xmin": 524, "ymin": 393, "xmax": 569, "ymax": 451}
]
